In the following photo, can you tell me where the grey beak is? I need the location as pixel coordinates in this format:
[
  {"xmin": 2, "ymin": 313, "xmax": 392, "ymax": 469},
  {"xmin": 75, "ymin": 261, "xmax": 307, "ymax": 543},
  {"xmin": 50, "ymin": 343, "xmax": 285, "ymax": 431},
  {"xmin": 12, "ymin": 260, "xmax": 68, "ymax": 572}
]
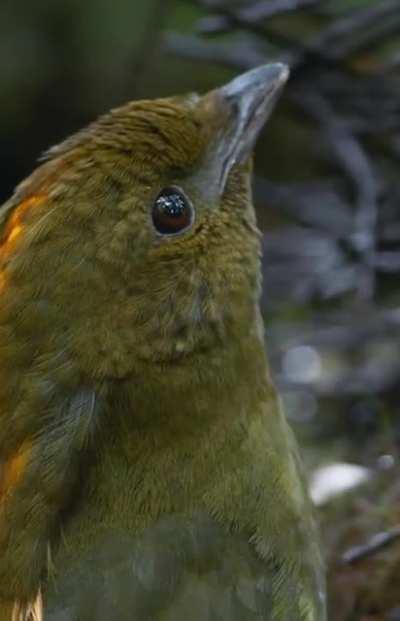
[{"xmin": 211, "ymin": 63, "xmax": 289, "ymax": 192}]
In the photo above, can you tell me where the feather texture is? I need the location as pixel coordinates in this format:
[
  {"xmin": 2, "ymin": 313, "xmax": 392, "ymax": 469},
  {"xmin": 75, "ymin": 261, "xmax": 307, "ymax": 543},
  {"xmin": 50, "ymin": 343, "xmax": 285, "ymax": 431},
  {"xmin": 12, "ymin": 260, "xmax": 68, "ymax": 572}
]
[{"xmin": 0, "ymin": 65, "xmax": 326, "ymax": 619}]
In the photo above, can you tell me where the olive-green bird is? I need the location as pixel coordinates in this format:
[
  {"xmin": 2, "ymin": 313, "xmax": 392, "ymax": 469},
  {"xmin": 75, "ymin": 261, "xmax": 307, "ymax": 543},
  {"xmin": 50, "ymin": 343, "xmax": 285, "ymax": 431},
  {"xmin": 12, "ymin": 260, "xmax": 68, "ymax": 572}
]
[{"xmin": 0, "ymin": 64, "xmax": 326, "ymax": 620}]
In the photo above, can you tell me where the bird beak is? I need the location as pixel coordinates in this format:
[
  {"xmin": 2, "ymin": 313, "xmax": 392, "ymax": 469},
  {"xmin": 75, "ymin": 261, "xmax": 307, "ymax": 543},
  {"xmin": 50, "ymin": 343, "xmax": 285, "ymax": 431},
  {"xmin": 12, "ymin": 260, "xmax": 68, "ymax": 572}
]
[{"xmin": 202, "ymin": 63, "xmax": 289, "ymax": 195}]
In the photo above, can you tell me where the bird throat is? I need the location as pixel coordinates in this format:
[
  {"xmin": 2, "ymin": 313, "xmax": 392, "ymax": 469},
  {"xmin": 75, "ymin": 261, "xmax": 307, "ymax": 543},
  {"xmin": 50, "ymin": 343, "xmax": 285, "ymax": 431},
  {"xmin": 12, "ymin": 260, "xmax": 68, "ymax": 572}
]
[{"xmin": 57, "ymin": 319, "xmax": 274, "ymax": 553}]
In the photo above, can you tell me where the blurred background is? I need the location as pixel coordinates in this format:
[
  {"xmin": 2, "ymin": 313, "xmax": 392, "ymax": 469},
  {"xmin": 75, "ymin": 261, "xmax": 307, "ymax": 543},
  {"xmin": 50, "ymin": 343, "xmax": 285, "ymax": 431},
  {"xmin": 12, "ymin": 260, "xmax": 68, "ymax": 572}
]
[{"xmin": 1, "ymin": 1, "xmax": 400, "ymax": 618}]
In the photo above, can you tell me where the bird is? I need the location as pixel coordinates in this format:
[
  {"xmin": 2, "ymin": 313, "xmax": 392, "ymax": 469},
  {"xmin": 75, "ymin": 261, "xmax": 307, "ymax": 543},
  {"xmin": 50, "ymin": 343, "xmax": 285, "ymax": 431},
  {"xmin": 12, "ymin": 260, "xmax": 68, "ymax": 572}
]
[{"xmin": 0, "ymin": 63, "xmax": 326, "ymax": 620}]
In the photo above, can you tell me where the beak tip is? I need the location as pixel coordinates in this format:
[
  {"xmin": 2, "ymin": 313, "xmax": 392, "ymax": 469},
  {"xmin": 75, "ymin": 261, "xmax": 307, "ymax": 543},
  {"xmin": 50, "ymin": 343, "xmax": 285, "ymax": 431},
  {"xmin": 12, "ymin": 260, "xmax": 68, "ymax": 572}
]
[
  {"xmin": 241, "ymin": 62, "xmax": 290, "ymax": 93},
  {"xmin": 217, "ymin": 62, "xmax": 290, "ymax": 109},
  {"xmin": 273, "ymin": 62, "xmax": 290, "ymax": 86}
]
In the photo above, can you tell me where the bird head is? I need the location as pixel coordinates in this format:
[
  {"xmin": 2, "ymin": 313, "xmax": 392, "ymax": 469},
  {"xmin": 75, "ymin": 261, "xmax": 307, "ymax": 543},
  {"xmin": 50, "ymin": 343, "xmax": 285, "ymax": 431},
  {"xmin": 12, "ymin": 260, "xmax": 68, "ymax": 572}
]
[{"xmin": 2, "ymin": 64, "xmax": 289, "ymax": 378}]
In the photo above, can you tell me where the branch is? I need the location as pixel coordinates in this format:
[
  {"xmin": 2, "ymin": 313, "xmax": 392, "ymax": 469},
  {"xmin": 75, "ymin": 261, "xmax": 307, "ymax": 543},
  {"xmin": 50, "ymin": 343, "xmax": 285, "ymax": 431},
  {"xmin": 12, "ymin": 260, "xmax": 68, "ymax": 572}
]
[
  {"xmin": 164, "ymin": 32, "xmax": 268, "ymax": 70},
  {"xmin": 310, "ymin": 0, "xmax": 400, "ymax": 61},
  {"xmin": 373, "ymin": 251, "xmax": 400, "ymax": 273},
  {"xmin": 196, "ymin": 0, "xmax": 322, "ymax": 35},
  {"xmin": 341, "ymin": 526, "xmax": 400, "ymax": 565},
  {"xmin": 193, "ymin": 0, "xmax": 400, "ymax": 72},
  {"xmin": 291, "ymin": 88, "xmax": 380, "ymax": 299}
]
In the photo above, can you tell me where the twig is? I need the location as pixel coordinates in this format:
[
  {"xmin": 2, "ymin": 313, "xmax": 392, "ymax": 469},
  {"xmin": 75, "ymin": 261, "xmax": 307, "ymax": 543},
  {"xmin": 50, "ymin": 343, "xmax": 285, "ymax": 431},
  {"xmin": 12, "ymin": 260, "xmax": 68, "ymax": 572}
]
[
  {"xmin": 240, "ymin": 0, "xmax": 323, "ymax": 21},
  {"xmin": 373, "ymin": 251, "xmax": 400, "ymax": 273},
  {"xmin": 196, "ymin": 0, "xmax": 323, "ymax": 35},
  {"xmin": 164, "ymin": 33, "xmax": 268, "ymax": 70},
  {"xmin": 310, "ymin": 0, "xmax": 400, "ymax": 61},
  {"xmin": 291, "ymin": 88, "xmax": 379, "ymax": 300},
  {"xmin": 194, "ymin": 0, "xmax": 400, "ymax": 72},
  {"xmin": 341, "ymin": 526, "xmax": 400, "ymax": 565}
]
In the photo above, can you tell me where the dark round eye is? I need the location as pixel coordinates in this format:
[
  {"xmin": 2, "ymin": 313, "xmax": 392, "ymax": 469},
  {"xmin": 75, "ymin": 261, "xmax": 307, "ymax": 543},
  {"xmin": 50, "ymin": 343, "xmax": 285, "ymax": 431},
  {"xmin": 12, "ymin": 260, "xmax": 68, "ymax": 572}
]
[{"xmin": 152, "ymin": 187, "xmax": 194, "ymax": 236}]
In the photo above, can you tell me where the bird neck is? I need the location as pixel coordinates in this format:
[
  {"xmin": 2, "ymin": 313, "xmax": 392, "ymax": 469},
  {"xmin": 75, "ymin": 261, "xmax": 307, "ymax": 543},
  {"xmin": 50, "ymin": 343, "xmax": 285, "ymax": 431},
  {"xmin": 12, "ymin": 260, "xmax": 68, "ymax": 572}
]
[
  {"xmin": 63, "ymin": 312, "xmax": 277, "ymax": 542},
  {"xmin": 113, "ymin": 309, "xmax": 271, "ymax": 433}
]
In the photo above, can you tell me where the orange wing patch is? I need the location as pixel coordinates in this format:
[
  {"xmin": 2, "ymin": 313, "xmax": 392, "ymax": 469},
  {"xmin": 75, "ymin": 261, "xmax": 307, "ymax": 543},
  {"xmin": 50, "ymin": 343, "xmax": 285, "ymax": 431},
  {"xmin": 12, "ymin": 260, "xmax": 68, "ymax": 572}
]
[
  {"xmin": 0, "ymin": 194, "xmax": 46, "ymax": 293},
  {"xmin": 6, "ymin": 224, "xmax": 23, "ymax": 245},
  {"xmin": 2, "ymin": 195, "xmax": 46, "ymax": 250},
  {"xmin": 0, "ymin": 442, "xmax": 31, "ymax": 501}
]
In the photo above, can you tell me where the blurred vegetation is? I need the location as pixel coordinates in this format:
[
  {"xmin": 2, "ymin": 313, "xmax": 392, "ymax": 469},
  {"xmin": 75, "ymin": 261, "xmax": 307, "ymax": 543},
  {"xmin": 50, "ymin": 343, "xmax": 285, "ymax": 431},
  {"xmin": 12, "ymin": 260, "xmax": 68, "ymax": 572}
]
[{"xmin": 1, "ymin": 1, "xmax": 400, "ymax": 618}]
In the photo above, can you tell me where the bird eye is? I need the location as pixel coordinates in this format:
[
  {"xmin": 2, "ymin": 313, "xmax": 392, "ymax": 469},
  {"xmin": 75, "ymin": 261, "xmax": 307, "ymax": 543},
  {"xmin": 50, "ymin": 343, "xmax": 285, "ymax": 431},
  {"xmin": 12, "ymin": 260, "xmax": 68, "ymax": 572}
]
[{"xmin": 152, "ymin": 187, "xmax": 194, "ymax": 236}]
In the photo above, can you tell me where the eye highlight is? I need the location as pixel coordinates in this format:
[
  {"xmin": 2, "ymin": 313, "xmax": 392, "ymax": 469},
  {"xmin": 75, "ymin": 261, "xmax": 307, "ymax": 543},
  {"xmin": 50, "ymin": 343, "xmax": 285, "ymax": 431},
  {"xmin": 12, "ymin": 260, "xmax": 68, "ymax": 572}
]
[{"xmin": 152, "ymin": 187, "xmax": 194, "ymax": 236}]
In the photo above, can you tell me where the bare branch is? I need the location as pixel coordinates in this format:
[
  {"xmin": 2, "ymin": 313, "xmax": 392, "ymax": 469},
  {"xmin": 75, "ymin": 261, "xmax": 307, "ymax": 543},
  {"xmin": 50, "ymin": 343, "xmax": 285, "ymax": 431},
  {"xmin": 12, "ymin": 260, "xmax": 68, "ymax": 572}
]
[
  {"xmin": 164, "ymin": 32, "xmax": 268, "ymax": 70},
  {"xmin": 196, "ymin": 0, "xmax": 323, "ymax": 35},
  {"xmin": 310, "ymin": 0, "xmax": 400, "ymax": 61},
  {"xmin": 291, "ymin": 88, "xmax": 380, "ymax": 299},
  {"xmin": 194, "ymin": 0, "xmax": 400, "ymax": 71},
  {"xmin": 341, "ymin": 526, "xmax": 400, "ymax": 565}
]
